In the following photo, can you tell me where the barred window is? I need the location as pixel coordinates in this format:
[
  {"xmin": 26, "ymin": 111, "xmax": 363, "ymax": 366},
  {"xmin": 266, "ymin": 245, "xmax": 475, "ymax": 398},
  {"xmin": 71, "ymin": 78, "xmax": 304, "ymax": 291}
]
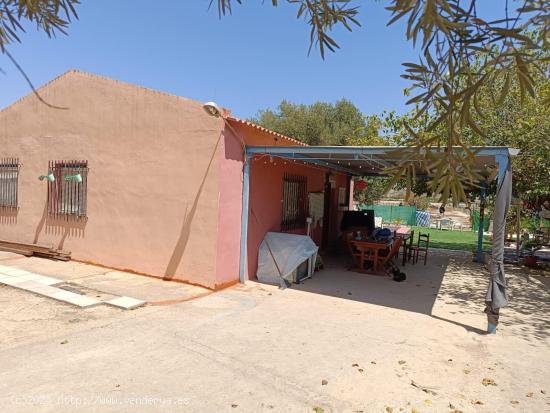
[
  {"xmin": 281, "ymin": 174, "xmax": 307, "ymax": 231},
  {"xmin": 48, "ymin": 160, "xmax": 88, "ymax": 218},
  {"xmin": 0, "ymin": 158, "xmax": 20, "ymax": 209}
]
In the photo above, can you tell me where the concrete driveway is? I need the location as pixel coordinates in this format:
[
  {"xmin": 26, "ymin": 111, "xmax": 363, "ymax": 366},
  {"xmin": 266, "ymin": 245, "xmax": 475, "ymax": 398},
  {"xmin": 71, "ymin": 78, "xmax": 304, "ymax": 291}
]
[{"xmin": 0, "ymin": 252, "xmax": 548, "ymax": 412}]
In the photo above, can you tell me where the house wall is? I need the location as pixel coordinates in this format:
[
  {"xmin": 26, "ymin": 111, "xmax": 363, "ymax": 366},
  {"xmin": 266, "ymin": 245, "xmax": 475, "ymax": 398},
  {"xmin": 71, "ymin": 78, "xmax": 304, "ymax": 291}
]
[
  {"xmin": 246, "ymin": 157, "xmax": 349, "ymax": 279},
  {"xmin": 0, "ymin": 71, "xmax": 225, "ymax": 288},
  {"xmin": 214, "ymin": 127, "xmax": 244, "ymax": 287}
]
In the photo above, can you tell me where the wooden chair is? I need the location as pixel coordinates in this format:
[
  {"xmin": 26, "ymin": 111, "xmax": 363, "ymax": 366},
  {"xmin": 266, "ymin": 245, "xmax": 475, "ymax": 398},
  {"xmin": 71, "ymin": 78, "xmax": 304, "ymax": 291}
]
[
  {"xmin": 409, "ymin": 232, "xmax": 430, "ymax": 265},
  {"xmin": 345, "ymin": 231, "xmax": 362, "ymax": 269},
  {"xmin": 401, "ymin": 229, "xmax": 415, "ymax": 265}
]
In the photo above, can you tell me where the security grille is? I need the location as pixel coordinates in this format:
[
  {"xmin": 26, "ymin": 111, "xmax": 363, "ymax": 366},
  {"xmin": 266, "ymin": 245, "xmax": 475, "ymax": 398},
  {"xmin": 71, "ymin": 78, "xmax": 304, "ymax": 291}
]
[
  {"xmin": 281, "ymin": 173, "xmax": 307, "ymax": 231},
  {"xmin": 0, "ymin": 158, "xmax": 20, "ymax": 209},
  {"xmin": 48, "ymin": 160, "xmax": 88, "ymax": 219}
]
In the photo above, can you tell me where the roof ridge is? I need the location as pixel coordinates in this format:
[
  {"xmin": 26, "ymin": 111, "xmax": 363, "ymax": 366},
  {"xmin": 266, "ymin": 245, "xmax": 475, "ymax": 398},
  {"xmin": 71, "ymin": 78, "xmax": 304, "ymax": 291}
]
[{"xmin": 0, "ymin": 69, "xmax": 198, "ymax": 114}]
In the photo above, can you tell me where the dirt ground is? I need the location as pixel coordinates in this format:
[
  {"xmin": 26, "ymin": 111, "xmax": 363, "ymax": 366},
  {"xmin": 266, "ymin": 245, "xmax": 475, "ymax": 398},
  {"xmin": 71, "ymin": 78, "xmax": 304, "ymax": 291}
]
[{"xmin": 0, "ymin": 252, "xmax": 548, "ymax": 413}]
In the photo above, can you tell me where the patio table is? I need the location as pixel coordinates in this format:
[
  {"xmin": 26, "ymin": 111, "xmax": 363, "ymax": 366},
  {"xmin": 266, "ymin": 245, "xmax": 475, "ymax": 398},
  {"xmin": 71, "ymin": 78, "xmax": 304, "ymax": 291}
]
[{"xmin": 350, "ymin": 239, "xmax": 391, "ymax": 274}]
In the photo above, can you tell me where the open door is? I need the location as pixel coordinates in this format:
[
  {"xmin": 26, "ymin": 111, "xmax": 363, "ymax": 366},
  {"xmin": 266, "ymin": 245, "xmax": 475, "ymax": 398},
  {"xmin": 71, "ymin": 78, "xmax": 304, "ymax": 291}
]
[{"xmin": 321, "ymin": 172, "xmax": 331, "ymax": 249}]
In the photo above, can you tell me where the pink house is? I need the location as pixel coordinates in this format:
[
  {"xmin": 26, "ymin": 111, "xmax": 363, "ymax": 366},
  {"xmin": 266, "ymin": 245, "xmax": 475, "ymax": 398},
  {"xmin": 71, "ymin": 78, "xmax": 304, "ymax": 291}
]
[{"xmin": 0, "ymin": 70, "xmax": 351, "ymax": 289}]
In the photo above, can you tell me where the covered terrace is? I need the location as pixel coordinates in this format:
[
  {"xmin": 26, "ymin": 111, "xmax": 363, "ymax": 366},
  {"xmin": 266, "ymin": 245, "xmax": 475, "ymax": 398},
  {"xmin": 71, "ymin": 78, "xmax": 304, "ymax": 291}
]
[{"xmin": 240, "ymin": 145, "xmax": 518, "ymax": 332}]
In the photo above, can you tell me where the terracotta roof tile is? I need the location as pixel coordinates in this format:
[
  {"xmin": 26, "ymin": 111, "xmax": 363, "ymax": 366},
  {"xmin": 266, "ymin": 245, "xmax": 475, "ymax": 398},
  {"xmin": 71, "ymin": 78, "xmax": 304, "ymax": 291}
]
[{"xmin": 226, "ymin": 117, "xmax": 308, "ymax": 147}]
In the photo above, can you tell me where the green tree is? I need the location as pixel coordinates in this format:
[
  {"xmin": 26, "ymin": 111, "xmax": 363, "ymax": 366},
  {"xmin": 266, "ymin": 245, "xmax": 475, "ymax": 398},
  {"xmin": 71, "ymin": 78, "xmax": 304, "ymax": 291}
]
[
  {"xmin": 464, "ymin": 60, "xmax": 550, "ymax": 200},
  {"xmin": 354, "ymin": 177, "xmax": 390, "ymax": 205},
  {"xmin": 251, "ymin": 99, "xmax": 385, "ymax": 146}
]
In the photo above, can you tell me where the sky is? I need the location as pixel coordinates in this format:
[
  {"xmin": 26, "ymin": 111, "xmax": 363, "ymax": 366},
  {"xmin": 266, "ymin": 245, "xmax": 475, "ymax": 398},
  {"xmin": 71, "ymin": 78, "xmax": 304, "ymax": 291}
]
[{"xmin": 0, "ymin": 1, "xmax": 423, "ymax": 119}]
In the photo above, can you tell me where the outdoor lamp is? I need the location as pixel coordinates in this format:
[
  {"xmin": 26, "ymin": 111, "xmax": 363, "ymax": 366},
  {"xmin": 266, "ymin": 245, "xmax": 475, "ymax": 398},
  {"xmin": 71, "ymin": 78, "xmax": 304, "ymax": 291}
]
[
  {"xmin": 202, "ymin": 101, "xmax": 223, "ymax": 118},
  {"xmin": 64, "ymin": 173, "xmax": 82, "ymax": 183},
  {"xmin": 38, "ymin": 174, "xmax": 55, "ymax": 182}
]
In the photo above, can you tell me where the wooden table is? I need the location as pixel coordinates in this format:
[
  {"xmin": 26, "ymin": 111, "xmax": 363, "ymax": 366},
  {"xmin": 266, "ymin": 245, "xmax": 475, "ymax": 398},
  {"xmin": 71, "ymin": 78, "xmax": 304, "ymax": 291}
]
[{"xmin": 350, "ymin": 239, "xmax": 391, "ymax": 274}]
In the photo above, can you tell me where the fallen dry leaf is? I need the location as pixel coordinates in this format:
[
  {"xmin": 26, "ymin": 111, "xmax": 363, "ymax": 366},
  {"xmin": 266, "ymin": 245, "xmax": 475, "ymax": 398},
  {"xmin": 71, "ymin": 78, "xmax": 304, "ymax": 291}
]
[
  {"xmin": 231, "ymin": 404, "xmax": 238, "ymax": 408},
  {"xmin": 526, "ymin": 392, "xmax": 534, "ymax": 398},
  {"xmin": 463, "ymin": 369, "xmax": 471, "ymax": 375},
  {"xmin": 312, "ymin": 407, "xmax": 324, "ymax": 413},
  {"xmin": 470, "ymin": 400, "xmax": 484, "ymax": 405},
  {"xmin": 385, "ymin": 407, "xmax": 393, "ymax": 413},
  {"xmin": 60, "ymin": 340, "xmax": 68, "ymax": 345},
  {"xmin": 424, "ymin": 399, "xmax": 432, "ymax": 406},
  {"xmin": 398, "ymin": 360, "xmax": 406, "ymax": 365},
  {"xmin": 321, "ymin": 379, "xmax": 328, "ymax": 386},
  {"xmin": 352, "ymin": 363, "xmax": 359, "ymax": 367},
  {"xmin": 482, "ymin": 378, "xmax": 497, "ymax": 387},
  {"xmin": 510, "ymin": 400, "xmax": 519, "ymax": 405}
]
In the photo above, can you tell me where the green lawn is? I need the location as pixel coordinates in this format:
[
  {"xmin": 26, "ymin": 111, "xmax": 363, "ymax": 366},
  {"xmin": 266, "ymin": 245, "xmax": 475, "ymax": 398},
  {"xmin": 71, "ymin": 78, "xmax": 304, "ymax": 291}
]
[{"xmin": 410, "ymin": 226, "xmax": 491, "ymax": 251}]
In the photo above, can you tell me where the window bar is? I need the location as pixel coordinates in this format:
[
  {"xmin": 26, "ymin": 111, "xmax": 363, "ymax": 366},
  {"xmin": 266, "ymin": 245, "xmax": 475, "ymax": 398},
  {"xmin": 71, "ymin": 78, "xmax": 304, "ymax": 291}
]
[
  {"xmin": 283, "ymin": 173, "xmax": 288, "ymax": 231},
  {"xmin": 1, "ymin": 159, "xmax": 5, "ymax": 209},
  {"xmin": 69, "ymin": 160, "xmax": 74, "ymax": 219},
  {"xmin": 288, "ymin": 175, "xmax": 296, "ymax": 231},
  {"xmin": 15, "ymin": 158, "xmax": 20, "ymax": 208},
  {"xmin": 54, "ymin": 161, "xmax": 59, "ymax": 218},
  {"xmin": 76, "ymin": 161, "xmax": 80, "ymax": 217},
  {"xmin": 294, "ymin": 176, "xmax": 298, "ymax": 229},
  {"xmin": 282, "ymin": 173, "xmax": 286, "ymax": 231},
  {"xmin": 1, "ymin": 158, "xmax": 4, "ymax": 209},
  {"xmin": 82, "ymin": 161, "xmax": 87, "ymax": 218}
]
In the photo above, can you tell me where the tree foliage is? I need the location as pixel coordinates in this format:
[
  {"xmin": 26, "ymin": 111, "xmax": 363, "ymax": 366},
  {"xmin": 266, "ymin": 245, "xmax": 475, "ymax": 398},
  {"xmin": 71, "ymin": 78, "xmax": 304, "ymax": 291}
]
[
  {"xmin": 215, "ymin": 0, "xmax": 550, "ymax": 205},
  {"xmin": 251, "ymin": 99, "xmax": 385, "ymax": 146},
  {"xmin": 354, "ymin": 177, "xmax": 390, "ymax": 205},
  {"xmin": 0, "ymin": 0, "xmax": 78, "ymax": 49},
  {"xmin": 0, "ymin": 1, "xmax": 79, "ymax": 107}
]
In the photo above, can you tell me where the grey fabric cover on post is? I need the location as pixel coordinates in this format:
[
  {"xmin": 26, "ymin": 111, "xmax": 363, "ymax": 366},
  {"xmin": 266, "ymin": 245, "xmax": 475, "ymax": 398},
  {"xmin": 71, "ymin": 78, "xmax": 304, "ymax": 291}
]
[{"xmin": 485, "ymin": 160, "xmax": 512, "ymax": 328}]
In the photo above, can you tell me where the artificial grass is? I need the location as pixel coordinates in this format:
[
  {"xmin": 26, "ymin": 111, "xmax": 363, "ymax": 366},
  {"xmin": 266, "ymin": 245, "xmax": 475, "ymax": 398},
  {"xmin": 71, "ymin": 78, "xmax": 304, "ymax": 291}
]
[{"xmin": 410, "ymin": 226, "xmax": 492, "ymax": 251}]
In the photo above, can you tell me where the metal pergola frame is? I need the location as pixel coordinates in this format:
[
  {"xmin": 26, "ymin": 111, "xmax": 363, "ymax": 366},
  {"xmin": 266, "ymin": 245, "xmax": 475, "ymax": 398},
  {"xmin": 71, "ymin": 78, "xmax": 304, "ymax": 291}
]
[{"xmin": 239, "ymin": 145, "xmax": 518, "ymax": 282}]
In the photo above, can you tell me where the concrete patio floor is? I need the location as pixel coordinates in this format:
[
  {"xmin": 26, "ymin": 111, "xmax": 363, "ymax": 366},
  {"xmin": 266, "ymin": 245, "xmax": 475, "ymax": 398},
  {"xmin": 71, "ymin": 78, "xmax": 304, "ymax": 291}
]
[{"xmin": 0, "ymin": 251, "xmax": 548, "ymax": 412}]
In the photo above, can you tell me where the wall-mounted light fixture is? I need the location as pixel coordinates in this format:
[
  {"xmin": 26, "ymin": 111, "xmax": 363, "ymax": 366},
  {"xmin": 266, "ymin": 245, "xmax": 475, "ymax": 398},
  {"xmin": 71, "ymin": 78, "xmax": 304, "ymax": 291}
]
[
  {"xmin": 38, "ymin": 174, "xmax": 55, "ymax": 182},
  {"xmin": 64, "ymin": 173, "xmax": 82, "ymax": 183},
  {"xmin": 202, "ymin": 101, "xmax": 223, "ymax": 118}
]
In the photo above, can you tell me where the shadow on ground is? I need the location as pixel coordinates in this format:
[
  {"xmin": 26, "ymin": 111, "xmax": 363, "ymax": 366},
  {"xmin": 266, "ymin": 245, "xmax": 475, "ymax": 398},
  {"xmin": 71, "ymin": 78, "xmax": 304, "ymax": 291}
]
[{"xmin": 288, "ymin": 250, "xmax": 550, "ymax": 343}]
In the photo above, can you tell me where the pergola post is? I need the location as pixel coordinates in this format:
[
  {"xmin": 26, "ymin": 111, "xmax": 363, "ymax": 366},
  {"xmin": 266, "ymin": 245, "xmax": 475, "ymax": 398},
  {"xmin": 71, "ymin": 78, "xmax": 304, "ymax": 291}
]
[
  {"xmin": 476, "ymin": 183, "xmax": 487, "ymax": 263},
  {"xmin": 239, "ymin": 155, "xmax": 252, "ymax": 283}
]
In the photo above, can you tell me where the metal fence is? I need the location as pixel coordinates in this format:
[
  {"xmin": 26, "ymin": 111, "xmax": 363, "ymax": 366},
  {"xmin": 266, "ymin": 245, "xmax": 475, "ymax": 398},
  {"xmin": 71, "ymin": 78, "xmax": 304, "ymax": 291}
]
[{"xmin": 358, "ymin": 204, "xmax": 417, "ymax": 226}]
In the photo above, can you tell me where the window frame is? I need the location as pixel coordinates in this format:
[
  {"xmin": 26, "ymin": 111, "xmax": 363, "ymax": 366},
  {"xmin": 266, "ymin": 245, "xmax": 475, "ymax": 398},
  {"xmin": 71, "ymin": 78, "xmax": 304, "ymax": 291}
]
[
  {"xmin": 0, "ymin": 158, "xmax": 20, "ymax": 209},
  {"xmin": 281, "ymin": 173, "xmax": 308, "ymax": 232},
  {"xmin": 47, "ymin": 160, "xmax": 88, "ymax": 219}
]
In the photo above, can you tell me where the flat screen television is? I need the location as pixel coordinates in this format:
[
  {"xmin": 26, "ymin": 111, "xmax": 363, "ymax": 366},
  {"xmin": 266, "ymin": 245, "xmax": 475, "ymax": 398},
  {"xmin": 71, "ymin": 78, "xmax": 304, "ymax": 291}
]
[{"xmin": 340, "ymin": 210, "xmax": 375, "ymax": 234}]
